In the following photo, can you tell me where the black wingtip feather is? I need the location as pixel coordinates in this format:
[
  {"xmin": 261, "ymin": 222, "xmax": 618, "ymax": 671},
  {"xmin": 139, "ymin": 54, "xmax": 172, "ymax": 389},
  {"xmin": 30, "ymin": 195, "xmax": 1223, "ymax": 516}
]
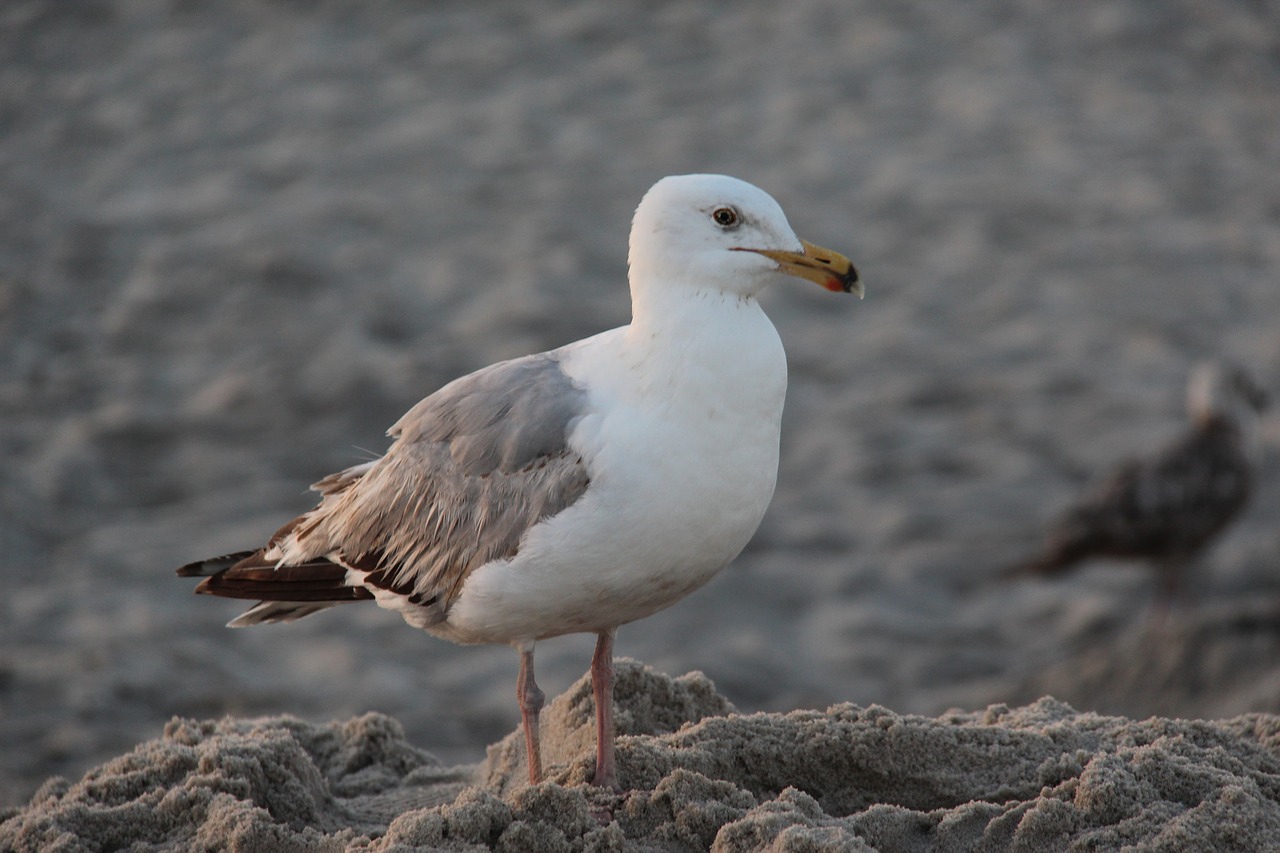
[
  {"xmin": 189, "ymin": 557, "xmax": 376, "ymax": 603},
  {"xmin": 175, "ymin": 551, "xmax": 258, "ymax": 577}
]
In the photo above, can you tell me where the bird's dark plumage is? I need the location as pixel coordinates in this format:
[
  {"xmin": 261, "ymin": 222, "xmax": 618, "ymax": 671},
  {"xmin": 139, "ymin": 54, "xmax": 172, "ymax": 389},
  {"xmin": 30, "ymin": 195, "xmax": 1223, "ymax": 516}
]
[{"xmin": 1008, "ymin": 362, "xmax": 1268, "ymax": 599}]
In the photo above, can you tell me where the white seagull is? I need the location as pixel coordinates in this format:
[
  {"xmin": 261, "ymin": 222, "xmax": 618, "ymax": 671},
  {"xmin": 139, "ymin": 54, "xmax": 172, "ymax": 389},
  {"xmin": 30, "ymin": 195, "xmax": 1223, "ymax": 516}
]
[{"xmin": 178, "ymin": 174, "xmax": 862, "ymax": 790}]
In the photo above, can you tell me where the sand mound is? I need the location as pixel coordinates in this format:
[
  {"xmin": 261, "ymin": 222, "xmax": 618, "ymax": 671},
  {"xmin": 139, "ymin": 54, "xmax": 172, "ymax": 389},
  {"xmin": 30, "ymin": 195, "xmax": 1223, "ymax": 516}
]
[{"xmin": 5, "ymin": 663, "xmax": 1280, "ymax": 852}]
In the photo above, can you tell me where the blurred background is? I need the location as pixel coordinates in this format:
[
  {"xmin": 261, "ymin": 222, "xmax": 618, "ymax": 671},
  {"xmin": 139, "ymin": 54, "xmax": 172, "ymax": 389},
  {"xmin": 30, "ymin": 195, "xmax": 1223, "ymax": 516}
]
[{"xmin": 3, "ymin": 0, "xmax": 1279, "ymax": 809}]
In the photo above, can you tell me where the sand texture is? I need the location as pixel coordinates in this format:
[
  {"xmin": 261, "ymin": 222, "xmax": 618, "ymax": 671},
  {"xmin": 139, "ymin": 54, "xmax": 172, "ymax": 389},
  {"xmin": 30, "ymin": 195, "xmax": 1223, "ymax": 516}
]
[
  {"xmin": 4, "ymin": 0, "xmax": 1280, "ymax": 848},
  {"xmin": 6, "ymin": 664, "xmax": 1280, "ymax": 851}
]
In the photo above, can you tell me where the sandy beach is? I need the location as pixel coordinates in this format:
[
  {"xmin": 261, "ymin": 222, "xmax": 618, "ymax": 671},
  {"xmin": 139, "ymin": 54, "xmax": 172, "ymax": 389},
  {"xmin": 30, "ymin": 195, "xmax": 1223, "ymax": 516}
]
[
  {"xmin": 3, "ymin": 0, "xmax": 1280, "ymax": 848},
  {"xmin": 9, "ymin": 663, "xmax": 1280, "ymax": 850}
]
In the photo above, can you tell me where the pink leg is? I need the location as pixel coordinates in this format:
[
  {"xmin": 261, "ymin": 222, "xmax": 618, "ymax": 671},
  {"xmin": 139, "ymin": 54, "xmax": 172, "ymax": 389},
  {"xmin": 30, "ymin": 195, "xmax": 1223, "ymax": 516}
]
[
  {"xmin": 517, "ymin": 644, "xmax": 545, "ymax": 785},
  {"xmin": 591, "ymin": 630, "xmax": 620, "ymax": 791}
]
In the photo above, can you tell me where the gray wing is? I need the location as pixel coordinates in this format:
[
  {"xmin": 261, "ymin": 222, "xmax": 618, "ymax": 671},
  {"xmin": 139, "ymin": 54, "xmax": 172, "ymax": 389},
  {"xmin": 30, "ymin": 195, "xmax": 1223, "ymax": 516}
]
[
  {"xmin": 391, "ymin": 352, "xmax": 591, "ymax": 473},
  {"xmin": 191, "ymin": 353, "xmax": 592, "ymax": 625}
]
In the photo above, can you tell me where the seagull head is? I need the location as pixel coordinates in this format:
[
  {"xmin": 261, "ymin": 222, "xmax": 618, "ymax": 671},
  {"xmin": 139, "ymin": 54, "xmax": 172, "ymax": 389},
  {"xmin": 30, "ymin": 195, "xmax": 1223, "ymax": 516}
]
[{"xmin": 628, "ymin": 174, "xmax": 862, "ymax": 301}]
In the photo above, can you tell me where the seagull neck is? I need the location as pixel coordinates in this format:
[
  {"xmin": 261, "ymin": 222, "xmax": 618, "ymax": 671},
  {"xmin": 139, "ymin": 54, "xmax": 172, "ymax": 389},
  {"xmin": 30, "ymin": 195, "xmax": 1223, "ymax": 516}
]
[{"xmin": 627, "ymin": 281, "xmax": 760, "ymax": 343}]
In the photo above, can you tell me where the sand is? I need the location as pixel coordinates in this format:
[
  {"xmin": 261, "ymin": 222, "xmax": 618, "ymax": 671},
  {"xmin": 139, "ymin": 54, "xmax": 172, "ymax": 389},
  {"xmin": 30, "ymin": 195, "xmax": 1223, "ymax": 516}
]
[
  {"xmin": 4, "ymin": 0, "xmax": 1280, "ymax": 848},
  {"xmin": 6, "ymin": 664, "xmax": 1280, "ymax": 851}
]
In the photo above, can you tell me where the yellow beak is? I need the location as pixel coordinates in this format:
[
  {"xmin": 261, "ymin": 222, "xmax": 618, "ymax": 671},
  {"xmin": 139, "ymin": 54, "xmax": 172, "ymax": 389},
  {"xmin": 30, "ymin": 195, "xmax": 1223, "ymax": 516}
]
[{"xmin": 737, "ymin": 239, "xmax": 863, "ymax": 297}]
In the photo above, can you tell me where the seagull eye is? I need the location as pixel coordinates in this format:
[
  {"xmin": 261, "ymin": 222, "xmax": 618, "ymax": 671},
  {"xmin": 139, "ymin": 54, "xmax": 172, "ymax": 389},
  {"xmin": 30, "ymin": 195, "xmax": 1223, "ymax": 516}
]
[{"xmin": 711, "ymin": 207, "xmax": 740, "ymax": 228}]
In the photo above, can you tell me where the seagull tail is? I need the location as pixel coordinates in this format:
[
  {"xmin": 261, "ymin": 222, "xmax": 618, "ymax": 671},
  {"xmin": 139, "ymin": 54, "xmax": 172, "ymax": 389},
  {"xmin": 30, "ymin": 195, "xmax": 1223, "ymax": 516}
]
[{"xmin": 227, "ymin": 601, "xmax": 342, "ymax": 627}]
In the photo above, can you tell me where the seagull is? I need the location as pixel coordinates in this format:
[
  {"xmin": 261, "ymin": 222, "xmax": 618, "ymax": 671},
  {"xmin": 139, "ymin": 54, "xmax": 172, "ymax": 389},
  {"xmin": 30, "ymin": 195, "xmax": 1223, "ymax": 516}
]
[
  {"xmin": 178, "ymin": 174, "xmax": 861, "ymax": 791},
  {"xmin": 1006, "ymin": 361, "xmax": 1269, "ymax": 608}
]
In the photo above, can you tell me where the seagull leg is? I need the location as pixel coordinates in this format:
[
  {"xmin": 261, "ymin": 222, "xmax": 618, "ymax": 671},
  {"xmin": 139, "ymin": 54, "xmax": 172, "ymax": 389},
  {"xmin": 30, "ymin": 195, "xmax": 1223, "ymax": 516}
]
[
  {"xmin": 590, "ymin": 629, "xmax": 621, "ymax": 791},
  {"xmin": 517, "ymin": 642, "xmax": 545, "ymax": 785},
  {"xmin": 1146, "ymin": 557, "xmax": 1188, "ymax": 635}
]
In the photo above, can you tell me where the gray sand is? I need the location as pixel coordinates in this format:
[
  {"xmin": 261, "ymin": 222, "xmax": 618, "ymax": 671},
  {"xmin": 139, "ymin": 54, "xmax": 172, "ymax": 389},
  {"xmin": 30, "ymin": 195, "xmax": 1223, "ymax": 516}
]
[
  {"xmin": 4, "ymin": 0, "xmax": 1280, "ymax": 847},
  {"xmin": 6, "ymin": 664, "xmax": 1280, "ymax": 851}
]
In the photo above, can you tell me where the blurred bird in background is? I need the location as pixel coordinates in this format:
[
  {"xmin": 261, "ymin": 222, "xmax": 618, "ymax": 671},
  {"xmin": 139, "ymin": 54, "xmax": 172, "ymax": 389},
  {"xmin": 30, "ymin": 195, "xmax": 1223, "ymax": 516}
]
[{"xmin": 1006, "ymin": 361, "xmax": 1270, "ymax": 613}]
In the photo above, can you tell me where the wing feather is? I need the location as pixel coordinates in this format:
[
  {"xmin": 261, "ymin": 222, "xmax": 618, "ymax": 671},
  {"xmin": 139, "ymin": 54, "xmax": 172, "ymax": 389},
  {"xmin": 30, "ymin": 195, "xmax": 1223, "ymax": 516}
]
[{"xmin": 180, "ymin": 352, "xmax": 591, "ymax": 626}]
